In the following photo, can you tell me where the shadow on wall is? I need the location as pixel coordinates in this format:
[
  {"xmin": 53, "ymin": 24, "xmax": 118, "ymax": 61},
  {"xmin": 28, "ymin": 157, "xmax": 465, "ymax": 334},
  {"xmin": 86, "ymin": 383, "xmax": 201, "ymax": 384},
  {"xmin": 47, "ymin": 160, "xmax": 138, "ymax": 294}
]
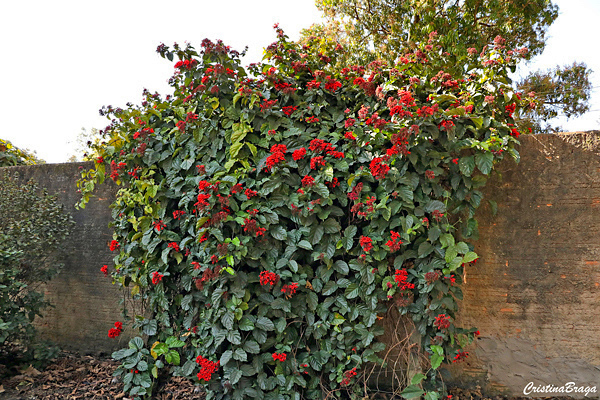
[{"xmin": 0, "ymin": 162, "xmax": 124, "ymax": 354}]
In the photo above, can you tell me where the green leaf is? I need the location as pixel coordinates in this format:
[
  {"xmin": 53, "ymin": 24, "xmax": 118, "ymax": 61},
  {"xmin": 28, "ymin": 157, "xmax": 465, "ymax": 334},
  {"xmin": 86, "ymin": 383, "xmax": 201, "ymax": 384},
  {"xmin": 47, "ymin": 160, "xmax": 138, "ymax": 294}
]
[
  {"xmin": 439, "ymin": 233, "xmax": 455, "ymax": 248},
  {"xmin": 222, "ymin": 311, "xmax": 235, "ymax": 330},
  {"xmin": 239, "ymin": 317, "xmax": 254, "ymax": 331},
  {"xmin": 229, "ymin": 368, "xmax": 243, "ymax": 385},
  {"xmin": 297, "ymin": 240, "xmax": 313, "ymax": 250},
  {"xmin": 345, "ymin": 283, "xmax": 360, "ymax": 299},
  {"xmin": 410, "ymin": 373, "xmax": 426, "ymax": 385},
  {"xmin": 165, "ymin": 337, "xmax": 185, "ymax": 348},
  {"xmin": 475, "ymin": 152, "xmax": 494, "ymax": 175},
  {"xmin": 463, "ymin": 251, "xmax": 478, "ymax": 263},
  {"xmin": 230, "ymin": 142, "xmax": 244, "ymax": 159},
  {"xmin": 401, "ymin": 385, "xmax": 425, "ymax": 399},
  {"xmin": 430, "ymin": 353, "xmax": 444, "ymax": 370},
  {"xmin": 333, "ymin": 260, "xmax": 349, "ymax": 274},
  {"xmin": 226, "ymin": 330, "xmax": 242, "ymax": 345},
  {"xmin": 270, "ymin": 226, "xmax": 287, "ymax": 241},
  {"xmin": 255, "ymin": 317, "xmax": 275, "ymax": 331},
  {"xmin": 459, "ymin": 156, "xmax": 475, "ymax": 177},
  {"xmin": 243, "ymin": 340, "xmax": 261, "ymax": 354},
  {"xmin": 322, "ymin": 218, "xmax": 341, "ymax": 234},
  {"xmin": 307, "ymin": 291, "xmax": 318, "ymax": 311}
]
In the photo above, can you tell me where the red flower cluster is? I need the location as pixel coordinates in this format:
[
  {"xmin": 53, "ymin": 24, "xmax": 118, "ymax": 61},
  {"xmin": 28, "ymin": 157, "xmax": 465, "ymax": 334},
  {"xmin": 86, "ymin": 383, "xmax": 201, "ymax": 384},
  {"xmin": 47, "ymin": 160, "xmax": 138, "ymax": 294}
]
[
  {"xmin": 108, "ymin": 321, "xmax": 123, "ymax": 338},
  {"xmin": 306, "ymin": 80, "xmax": 320, "ymax": 90},
  {"xmin": 344, "ymin": 131, "xmax": 356, "ymax": 140},
  {"xmin": 434, "ymin": 314, "xmax": 451, "ymax": 330},
  {"xmin": 398, "ymin": 90, "xmax": 416, "ymax": 107},
  {"xmin": 505, "ymin": 103, "xmax": 516, "ymax": 117},
  {"xmin": 310, "ymin": 156, "xmax": 325, "ymax": 170},
  {"xmin": 416, "ymin": 104, "xmax": 439, "ymax": 117},
  {"xmin": 432, "ymin": 209, "xmax": 444, "ymax": 221},
  {"xmin": 282, "ymin": 106, "xmax": 297, "ymax": 116},
  {"xmin": 345, "ymin": 118, "xmax": 355, "ymax": 128},
  {"xmin": 301, "ymin": 175, "xmax": 315, "ymax": 187},
  {"xmin": 245, "ymin": 188, "xmax": 258, "ymax": 198},
  {"xmin": 109, "ymin": 240, "xmax": 120, "ymax": 252},
  {"xmin": 306, "ymin": 116, "xmax": 319, "ymax": 123},
  {"xmin": 259, "ymin": 270, "xmax": 279, "ymax": 287},
  {"xmin": 341, "ymin": 367, "xmax": 357, "ymax": 386},
  {"xmin": 439, "ymin": 120, "xmax": 455, "ymax": 131},
  {"xmin": 243, "ymin": 218, "xmax": 267, "ymax": 237},
  {"xmin": 386, "ymin": 231, "xmax": 403, "ymax": 253},
  {"xmin": 196, "ymin": 355, "xmax": 220, "ymax": 381},
  {"xmin": 281, "ymin": 282, "xmax": 298, "ymax": 297},
  {"xmin": 424, "ymin": 270, "xmax": 442, "ymax": 284},
  {"xmin": 261, "ymin": 99, "xmax": 277, "ymax": 111},
  {"xmin": 292, "ymin": 147, "xmax": 306, "ymax": 160},
  {"xmin": 151, "ymin": 271, "xmax": 164, "ymax": 285},
  {"xmin": 394, "ymin": 269, "xmax": 415, "ymax": 291},
  {"xmin": 272, "ymin": 352, "xmax": 287, "ymax": 362},
  {"xmin": 324, "ymin": 76, "xmax": 342, "ymax": 92},
  {"xmin": 309, "ymin": 139, "xmax": 335, "ymax": 153},
  {"xmin": 153, "ymin": 220, "xmax": 166, "ymax": 231},
  {"xmin": 453, "ymin": 351, "xmax": 469, "ymax": 363},
  {"xmin": 425, "ymin": 170, "xmax": 435, "ymax": 180},
  {"xmin": 231, "ymin": 184, "xmax": 243, "ymax": 194},
  {"xmin": 347, "ymin": 182, "xmax": 363, "ymax": 201},
  {"xmin": 325, "ymin": 177, "xmax": 339, "ymax": 188},
  {"xmin": 174, "ymin": 59, "xmax": 197, "ymax": 70},
  {"xmin": 168, "ymin": 242, "xmax": 180, "ymax": 252},
  {"xmin": 359, "ymin": 236, "xmax": 373, "ymax": 253},
  {"xmin": 265, "ymin": 152, "xmax": 285, "ymax": 171},
  {"xmin": 101, "ymin": 265, "xmax": 108, "ymax": 276},
  {"xmin": 173, "ymin": 210, "xmax": 186, "ymax": 219},
  {"xmin": 369, "ymin": 157, "xmax": 390, "ymax": 180}
]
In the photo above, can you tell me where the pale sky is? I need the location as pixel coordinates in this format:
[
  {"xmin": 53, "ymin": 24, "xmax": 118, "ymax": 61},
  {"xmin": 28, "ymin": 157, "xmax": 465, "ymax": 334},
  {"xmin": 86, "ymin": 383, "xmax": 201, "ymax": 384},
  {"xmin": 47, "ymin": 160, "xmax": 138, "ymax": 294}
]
[{"xmin": 1, "ymin": 0, "xmax": 598, "ymax": 163}]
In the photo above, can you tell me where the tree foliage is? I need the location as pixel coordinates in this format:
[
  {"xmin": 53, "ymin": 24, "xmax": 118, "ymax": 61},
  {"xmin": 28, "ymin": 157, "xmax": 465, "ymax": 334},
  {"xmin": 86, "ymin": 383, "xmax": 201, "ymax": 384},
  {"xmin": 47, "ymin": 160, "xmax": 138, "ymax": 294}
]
[
  {"xmin": 307, "ymin": 0, "xmax": 558, "ymax": 66},
  {"xmin": 516, "ymin": 62, "xmax": 593, "ymax": 133},
  {"xmin": 0, "ymin": 138, "xmax": 43, "ymax": 167},
  {"xmin": 78, "ymin": 26, "xmax": 526, "ymax": 400}
]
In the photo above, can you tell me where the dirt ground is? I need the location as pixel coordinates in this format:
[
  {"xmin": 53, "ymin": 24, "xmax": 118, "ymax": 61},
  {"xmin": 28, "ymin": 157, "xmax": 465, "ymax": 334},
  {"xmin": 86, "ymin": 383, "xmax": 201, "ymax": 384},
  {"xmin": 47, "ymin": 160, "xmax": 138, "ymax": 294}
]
[{"xmin": 0, "ymin": 352, "xmax": 580, "ymax": 400}]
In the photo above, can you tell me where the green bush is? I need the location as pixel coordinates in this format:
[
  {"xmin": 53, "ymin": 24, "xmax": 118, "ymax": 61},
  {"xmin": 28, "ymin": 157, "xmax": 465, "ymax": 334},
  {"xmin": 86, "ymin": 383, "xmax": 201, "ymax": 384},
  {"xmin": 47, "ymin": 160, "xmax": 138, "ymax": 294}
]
[
  {"xmin": 0, "ymin": 172, "xmax": 74, "ymax": 365},
  {"xmin": 0, "ymin": 138, "xmax": 42, "ymax": 167},
  {"xmin": 79, "ymin": 27, "xmax": 525, "ymax": 400}
]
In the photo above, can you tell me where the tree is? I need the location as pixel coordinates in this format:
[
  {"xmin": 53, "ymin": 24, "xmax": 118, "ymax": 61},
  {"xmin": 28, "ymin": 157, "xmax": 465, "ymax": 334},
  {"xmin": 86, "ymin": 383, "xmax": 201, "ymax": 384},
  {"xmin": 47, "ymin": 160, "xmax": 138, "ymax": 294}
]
[
  {"xmin": 516, "ymin": 62, "xmax": 593, "ymax": 133},
  {"xmin": 306, "ymin": 0, "xmax": 592, "ymax": 133},
  {"xmin": 67, "ymin": 127, "xmax": 102, "ymax": 162},
  {"xmin": 0, "ymin": 138, "xmax": 43, "ymax": 167}
]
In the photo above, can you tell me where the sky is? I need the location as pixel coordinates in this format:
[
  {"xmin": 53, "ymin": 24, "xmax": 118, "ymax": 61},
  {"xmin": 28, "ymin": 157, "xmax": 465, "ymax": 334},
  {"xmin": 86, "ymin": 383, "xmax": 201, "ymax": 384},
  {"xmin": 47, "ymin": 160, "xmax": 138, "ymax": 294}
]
[{"xmin": 1, "ymin": 0, "xmax": 599, "ymax": 164}]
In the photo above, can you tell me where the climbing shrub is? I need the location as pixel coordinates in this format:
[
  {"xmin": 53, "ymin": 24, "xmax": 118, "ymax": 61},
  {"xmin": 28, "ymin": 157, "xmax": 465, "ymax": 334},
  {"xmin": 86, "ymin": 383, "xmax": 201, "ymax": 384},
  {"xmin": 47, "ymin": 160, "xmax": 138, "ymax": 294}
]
[{"xmin": 79, "ymin": 27, "xmax": 527, "ymax": 399}]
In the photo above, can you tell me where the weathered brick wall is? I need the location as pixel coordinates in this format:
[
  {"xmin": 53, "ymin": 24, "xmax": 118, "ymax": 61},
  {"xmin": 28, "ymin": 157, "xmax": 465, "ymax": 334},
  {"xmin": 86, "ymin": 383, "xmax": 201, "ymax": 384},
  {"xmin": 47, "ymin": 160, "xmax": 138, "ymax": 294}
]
[
  {"xmin": 449, "ymin": 131, "xmax": 600, "ymax": 396},
  {"xmin": 0, "ymin": 162, "xmax": 124, "ymax": 354},
  {"xmin": 2, "ymin": 132, "xmax": 600, "ymax": 395}
]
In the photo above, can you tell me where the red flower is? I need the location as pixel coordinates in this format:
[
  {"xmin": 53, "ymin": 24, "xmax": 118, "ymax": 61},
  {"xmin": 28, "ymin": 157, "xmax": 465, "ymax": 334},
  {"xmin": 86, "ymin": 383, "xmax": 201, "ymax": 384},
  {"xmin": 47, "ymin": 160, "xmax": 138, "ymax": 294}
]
[
  {"xmin": 109, "ymin": 240, "xmax": 120, "ymax": 252},
  {"xmin": 281, "ymin": 283, "xmax": 298, "ymax": 297},
  {"xmin": 359, "ymin": 236, "xmax": 373, "ymax": 253},
  {"xmin": 101, "ymin": 265, "xmax": 108, "ymax": 276},
  {"xmin": 369, "ymin": 157, "xmax": 389, "ymax": 180},
  {"xmin": 425, "ymin": 170, "xmax": 435, "ymax": 180},
  {"xmin": 260, "ymin": 271, "xmax": 280, "ymax": 287},
  {"xmin": 108, "ymin": 328, "xmax": 120, "ymax": 338},
  {"xmin": 176, "ymin": 120, "xmax": 186, "ymax": 132},
  {"xmin": 324, "ymin": 77, "xmax": 342, "ymax": 92},
  {"xmin": 168, "ymin": 242, "xmax": 180, "ymax": 252},
  {"xmin": 272, "ymin": 352, "xmax": 287, "ymax": 362},
  {"xmin": 310, "ymin": 156, "xmax": 325, "ymax": 170},
  {"xmin": 306, "ymin": 115, "xmax": 320, "ymax": 123},
  {"xmin": 265, "ymin": 151, "xmax": 286, "ymax": 171},
  {"xmin": 394, "ymin": 269, "xmax": 415, "ymax": 291},
  {"xmin": 173, "ymin": 210, "xmax": 186, "ymax": 219},
  {"xmin": 231, "ymin": 184, "xmax": 243, "ymax": 194},
  {"xmin": 345, "ymin": 119, "xmax": 355, "ymax": 128},
  {"xmin": 196, "ymin": 355, "xmax": 220, "ymax": 381},
  {"xmin": 434, "ymin": 314, "xmax": 451, "ymax": 330},
  {"xmin": 386, "ymin": 231, "xmax": 403, "ymax": 253},
  {"xmin": 452, "ymin": 158, "xmax": 459, "ymax": 164},
  {"xmin": 153, "ymin": 220, "xmax": 166, "ymax": 231},
  {"xmin": 301, "ymin": 175, "xmax": 315, "ymax": 187},
  {"xmin": 151, "ymin": 271, "xmax": 164, "ymax": 285},
  {"xmin": 453, "ymin": 351, "xmax": 469, "ymax": 363},
  {"xmin": 282, "ymin": 106, "xmax": 297, "ymax": 116},
  {"xmin": 245, "ymin": 188, "xmax": 258, "ymax": 198},
  {"xmin": 344, "ymin": 131, "xmax": 356, "ymax": 140},
  {"xmin": 292, "ymin": 147, "xmax": 306, "ymax": 160}
]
